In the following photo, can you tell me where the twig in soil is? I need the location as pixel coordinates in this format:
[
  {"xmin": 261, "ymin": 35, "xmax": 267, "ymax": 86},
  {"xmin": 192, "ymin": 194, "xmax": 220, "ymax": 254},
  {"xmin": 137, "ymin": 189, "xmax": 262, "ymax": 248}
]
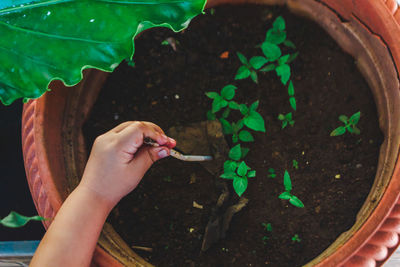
[{"xmin": 131, "ymin": 246, "xmax": 153, "ymax": 252}]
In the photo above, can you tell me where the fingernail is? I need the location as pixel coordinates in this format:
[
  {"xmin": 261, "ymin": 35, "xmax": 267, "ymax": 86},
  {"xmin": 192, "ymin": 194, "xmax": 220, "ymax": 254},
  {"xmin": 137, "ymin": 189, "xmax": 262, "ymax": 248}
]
[
  {"xmin": 168, "ymin": 137, "xmax": 176, "ymax": 143},
  {"xmin": 158, "ymin": 149, "xmax": 168, "ymax": 158}
]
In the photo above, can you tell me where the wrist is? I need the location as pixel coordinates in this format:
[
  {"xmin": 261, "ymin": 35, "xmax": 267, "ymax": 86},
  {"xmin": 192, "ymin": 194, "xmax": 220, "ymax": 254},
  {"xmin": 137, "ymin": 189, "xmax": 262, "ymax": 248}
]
[{"xmin": 74, "ymin": 184, "xmax": 116, "ymax": 214}]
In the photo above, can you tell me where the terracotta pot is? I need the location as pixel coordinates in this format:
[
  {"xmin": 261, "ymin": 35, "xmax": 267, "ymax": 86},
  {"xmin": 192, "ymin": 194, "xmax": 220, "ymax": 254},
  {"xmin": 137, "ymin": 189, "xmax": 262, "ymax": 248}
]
[{"xmin": 22, "ymin": 0, "xmax": 400, "ymax": 266}]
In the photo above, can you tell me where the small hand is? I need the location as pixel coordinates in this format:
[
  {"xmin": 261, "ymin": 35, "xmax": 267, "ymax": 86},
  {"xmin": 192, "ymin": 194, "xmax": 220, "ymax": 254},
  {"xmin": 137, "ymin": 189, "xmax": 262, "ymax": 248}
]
[{"xmin": 79, "ymin": 121, "xmax": 176, "ymax": 208}]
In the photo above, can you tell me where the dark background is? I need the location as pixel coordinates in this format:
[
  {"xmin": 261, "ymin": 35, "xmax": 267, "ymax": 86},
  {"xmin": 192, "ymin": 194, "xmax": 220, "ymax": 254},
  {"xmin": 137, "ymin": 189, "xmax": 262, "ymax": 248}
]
[{"xmin": 0, "ymin": 102, "xmax": 45, "ymax": 240}]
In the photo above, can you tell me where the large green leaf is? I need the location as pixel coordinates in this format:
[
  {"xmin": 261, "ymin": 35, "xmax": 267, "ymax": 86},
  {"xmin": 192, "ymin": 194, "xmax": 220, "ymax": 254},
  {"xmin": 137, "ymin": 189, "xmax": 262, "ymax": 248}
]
[{"xmin": 0, "ymin": 0, "xmax": 206, "ymax": 105}]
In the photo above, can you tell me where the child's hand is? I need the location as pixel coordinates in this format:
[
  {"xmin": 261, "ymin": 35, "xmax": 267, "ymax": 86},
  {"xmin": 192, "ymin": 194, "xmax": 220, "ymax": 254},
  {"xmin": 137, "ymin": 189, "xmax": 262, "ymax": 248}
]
[{"xmin": 79, "ymin": 121, "xmax": 176, "ymax": 208}]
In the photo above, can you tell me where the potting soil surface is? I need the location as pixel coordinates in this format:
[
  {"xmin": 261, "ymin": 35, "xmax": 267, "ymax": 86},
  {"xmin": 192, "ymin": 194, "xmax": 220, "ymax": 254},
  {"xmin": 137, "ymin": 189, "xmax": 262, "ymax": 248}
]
[{"xmin": 83, "ymin": 5, "xmax": 383, "ymax": 266}]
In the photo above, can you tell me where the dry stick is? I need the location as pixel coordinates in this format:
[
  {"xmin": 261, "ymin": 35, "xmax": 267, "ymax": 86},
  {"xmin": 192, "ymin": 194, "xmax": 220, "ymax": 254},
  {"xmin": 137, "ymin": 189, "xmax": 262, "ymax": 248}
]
[{"xmin": 143, "ymin": 138, "xmax": 213, "ymax": 162}]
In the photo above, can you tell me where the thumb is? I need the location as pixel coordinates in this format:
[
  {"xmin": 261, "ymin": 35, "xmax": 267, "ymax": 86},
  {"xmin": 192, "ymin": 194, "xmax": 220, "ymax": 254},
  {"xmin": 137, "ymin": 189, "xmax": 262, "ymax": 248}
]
[
  {"xmin": 148, "ymin": 146, "xmax": 170, "ymax": 162},
  {"xmin": 127, "ymin": 146, "xmax": 170, "ymax": 181}
]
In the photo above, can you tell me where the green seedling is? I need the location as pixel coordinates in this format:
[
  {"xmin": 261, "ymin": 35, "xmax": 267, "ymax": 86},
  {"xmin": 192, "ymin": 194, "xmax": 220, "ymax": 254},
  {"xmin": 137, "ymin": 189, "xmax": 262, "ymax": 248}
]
[
  {"xmin": 235, "ymin": 52, "xmax": 268, "ymax": 83},
  {"xmin": 278, "ymin": 112, "xmax": 294, "ymax": 129},
  {"xmin": 330, "ymin": 111, "xmax": 361, "ymax": 136},
  {"xmin": 219, "ymin": 100, "xmax": 266, "ymax": 135},
  {"xmin": 262, "ymin": 222, "xmax": 272, "ymax": 232},
  {"xmin": 261, "ymin": 222, "xmax": 272, "ymax": 244},
  {"xmin": 125, "ymin": 59, "xmax": 135, "ymax": 68},
  {"xmin": 287, "ymin": 81, "xmax": 296, "ymax": 111},
  {"xmin": 278, "ymin": 170, "xmax": 304, "ymax": 208},
  {"xmin": 292, "ymin": 160, "xmax": 299, "ymax": 170},
  {"xmin": 220, "ymin": 144, "xmax": 255, "ymax": 197},
  {"xmin": 292, "ymin": 234, "xmax": 301, "ymax": 243},
  {"xmin": 1, "ymin": 211, "xmax": 45, "ymax": 228},
  {"xmin": 163, "ymin": 176, "xmax": 172, "ymax": 182},
  {"xmin": 206, "ymin": 84, "xmax": 238, "ymax": 120},
  {"xmin": 161, "ymin": 40, "xmax": 169, "ymax": 45},
  {"xmin": 210, "ymin": 8, "xmax": 216, "ymax": 15},
  {"xmin": 267, "ymin": 168, "xmax": 276, "ymax": 178}
]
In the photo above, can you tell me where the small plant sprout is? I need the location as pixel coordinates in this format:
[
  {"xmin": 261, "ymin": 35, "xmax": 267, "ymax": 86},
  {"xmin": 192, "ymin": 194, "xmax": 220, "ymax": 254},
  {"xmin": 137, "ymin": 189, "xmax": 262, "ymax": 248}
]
[
  {"xmin": 330, "ymin": 111, "xmax": 361, "ymax": 136},
  {"xmin": 205, "ymin": 84, "xmax": 238, "ymax": 120},
  {"xmin": 235, "ymin": 52, "xmax": 268, "ymax": 83},
  {"xmin": 262, "ymin": 222, "xmax": 272, "ymax": 232},
  {"xmin": 292, "ymin": 160, "xmax": 299, "ymax": 170},
  {"xmin": 267, "ymin": 168, "xmax": 276, "ymax": 178},
  {"xmin": 221, "ymin": 144, "xmax": 256, "ymax": 197},
  {"xmin": 238, "ymin": 101, "xmax": 266, "ymax": 133},
  {"xmin": 278, "ymin": 170, "xmax": 304, "ymax": 208},
  {"xmin": 278, "ymin": 112, "xmax": 294, "ymax": 129},
  {"xmin": 292, "ymin": 234, "xmax": 301, "ymax": 243},
  {"xmin": 261, "ymin": 223, "xmax": 272, "ymax": 244},
  {"xmin": 1, "ymin": 211, "xmax": 45, "ymax": 228}
]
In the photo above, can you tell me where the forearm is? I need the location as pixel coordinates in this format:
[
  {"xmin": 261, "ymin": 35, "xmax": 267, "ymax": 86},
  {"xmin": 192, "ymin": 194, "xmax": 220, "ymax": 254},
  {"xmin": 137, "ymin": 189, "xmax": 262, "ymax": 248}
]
[{"xmin": 30, "ymin": 185, "xmax": 113, "ymax": 267}]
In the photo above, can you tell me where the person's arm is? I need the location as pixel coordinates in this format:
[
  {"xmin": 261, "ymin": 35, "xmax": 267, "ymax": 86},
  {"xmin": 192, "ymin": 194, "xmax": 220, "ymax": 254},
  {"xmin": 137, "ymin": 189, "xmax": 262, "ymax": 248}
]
[{"xmin": 30, "ymin": 121, "xmax": 176, "ymax": 267}]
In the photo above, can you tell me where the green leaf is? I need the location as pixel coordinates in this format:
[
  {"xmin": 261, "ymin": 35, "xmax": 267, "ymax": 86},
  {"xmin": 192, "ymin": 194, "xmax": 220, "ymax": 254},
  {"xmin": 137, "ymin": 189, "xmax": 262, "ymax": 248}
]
[
  {"xmin": 221, "ymin": 108, "xmax": 230, "ymax": 119},
  {"xmin": 229, "ymin": 101, "xmax": 240, "ymax": 110},
  {"xmin": 273, "ymin": 16, "xmax": 286, "ymax": 31},
  {"xmin": 282, "ymin": 120, "xmax": 288, "ymax": 129},
  {"xmin": 241, "ymin": 147, "xmax": 250, "ymax": 159},
  {"xmin": 212, "ymin": 97, "xmax": 228, "ymax": 113},
  {"xmin": 278, "ymin": 191, "xmax": 291, "ymax": 200},
  {"xmin": 0, "ymin": 0, "xmax": 206, "ymax": 105},
  {"xmin": 266, "ymin": 223, "xmax": 272, "ymax": 232},
  {"xmin": 220, "ymin": 172, "xmax": 236, "ymax": 179},
  {"xmin": 232, "ymin": 120, "xmax": 244, "ymax": 132},
  {"xmin": 237, "ymin": 161, "xmax": 249, "ymax": 177},
  {"xmin": 250, "ymin": 100, "xmax": 259, "ymax": 111},
  {"xmin": 330, "ymin": 126, "xmax": 346, "ymax": 136},
  {"xmin": 261, "ymin": 42, "xmax": 281, "ymax": 61},
  {"xmin": 289, "ymin": 195, "xmax": 305, "ymax": 208},
  {"xmin": 260, "ymin": 64, "xmax": 276, "ymax": 72},
  {"xmin": 239, "ymin": 104, "xmax": 249, "ymax": 115},
  {"xmin": 233, "ymin": 177, "xmax": 248, "ymax": 197},
  {"xmin": 205, "ymin": 92, "xmax": 219, "ymax": 99},
  {"xmin": 285, "ymin": 112, "xmax": 293, "ymax": 121},
  {"xmin": 288, "ymin": 81, "xmax": 295, "ymax": 96},
  {"xmin": 278, "ymin": 55, "xmax": 290, "ymax": 65},
  {"xmin": 249, "ymin": 56, "xmax": 268, "ymax": 70},
  {"xmin": 250, "ymin": 71, "xmax": 258, "ymax": 84},
  {"xmin": 266, "ymin": 28, "xmax": 286, "ymax": 45},
  {"xmin": 236, "ymin": 52, "xmax": 248, "ymax": 65},
  {"xmin": 276, "ymin": 64, "xmax": 291, "ymax": 85},
  {"xmin": 347, "ymin": 126, "xmax": 354, "ymax": 133},
  {"xmin": 244, "ymin": 110, "xmax": 266, "ymax": 132},
  {"xmin": 1, "ymin": 211, "xmax": 45, "ymax": 228},
  {"xmin": 161, "ymin": 40, "xmax": 169, "ymax": 45},
  {"xmin": 287, "ymin": 52, "xmax": 299, "ymax": 64},
  {"xmin": 248, "ymin": 170, "xmax": 256, "ymax": 178},
  {"xmin": 232, "ymin": 134, "xmax": 239, "ymax": 143},
  {"xmin": 283, "ymin": 170, "xmax": 292, "ymax": 192},
  {"xmin": 206, "ymin": 110, "xmax": 216, "ymax": 121},
  {"xmin": 353, "ymin": 126, "xmax": 361, "ymax": 135},
  {"xmin": 224, "ymin": 160, "xmax": 238, "ymax": 173},
  {"xmin": 229, "ymin": 144, "xmax": 242, "ymax": 161},
  {"xmin": 349, "ymin": 111, "xmax": 361, "ymax": 125},
  {"xmin": 221, "ymin": 84, "xmax": 237, "ymax": 100},
  {"xmin": 278, "ymin": 114, "xmax": 285, "ymax": 121},
  {"xmin": 339, "ymin": 115, "xmax": 348, "ymax": 123},
  {"xmin": 289, "ymin": 97, "xmax": 296, "ymax": 111},
  {"xmin": 239, "ymin": 130, "xmax": 254, "ymax": 142},
  {"xmin": 219, "ymin": 118, "xmax": 233, "ymax": 135},
  {"xmin": 235, "ymin": 66, "xmax": 251, "ymax": 80},
  {"xmin": 283, "ymin": 40, "xmax": 296, "ymax": 49}
]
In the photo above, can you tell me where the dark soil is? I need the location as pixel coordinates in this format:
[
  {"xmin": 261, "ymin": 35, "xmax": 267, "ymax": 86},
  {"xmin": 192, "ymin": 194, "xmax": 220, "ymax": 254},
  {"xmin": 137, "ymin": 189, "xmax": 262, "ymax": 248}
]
[{"xmin": 83, "ymin": 5, "xmax": 383, "ymax": 267}]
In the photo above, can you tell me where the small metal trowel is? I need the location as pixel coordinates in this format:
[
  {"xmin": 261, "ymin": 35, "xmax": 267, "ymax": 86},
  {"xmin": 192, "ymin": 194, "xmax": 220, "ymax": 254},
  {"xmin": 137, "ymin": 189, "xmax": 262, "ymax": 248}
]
[{"xmin": 143, "ymin": 137, "xmax": 213, "ymax": 162}]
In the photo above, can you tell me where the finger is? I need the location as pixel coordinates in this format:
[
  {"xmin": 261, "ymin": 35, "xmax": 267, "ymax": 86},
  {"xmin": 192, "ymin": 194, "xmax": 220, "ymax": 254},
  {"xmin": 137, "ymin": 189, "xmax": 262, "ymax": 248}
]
[
  {"xmin": 132, "ymin": 121, "xmax": 177, "ymax": 148},
  {"xmin": 118, "ymin": 122, "xmax": 168, "ymax": 153},
  {"xmin": 109, "ymin": 121, "xmax": 135, "ymax": 133},
  {"xmin": 128, "ymin": 146, "xmax": 170, "ymax": 177}
]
